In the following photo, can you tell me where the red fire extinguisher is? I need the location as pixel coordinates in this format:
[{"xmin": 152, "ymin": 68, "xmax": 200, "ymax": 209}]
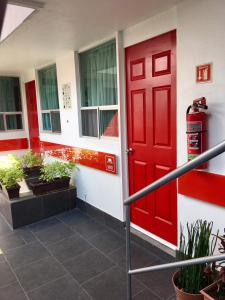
[{"xmin": 186, "ymin": 97, "xmax": 208, "ymax": 169}]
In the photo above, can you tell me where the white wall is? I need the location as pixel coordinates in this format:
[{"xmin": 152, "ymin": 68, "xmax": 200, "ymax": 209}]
[
  {"xmin": 123, "ymin": 7, "xmax": 177, "ymax": 48},
  {"xmin": 177, "ymin": 0, "xmax": 225, "ymax": 237}
]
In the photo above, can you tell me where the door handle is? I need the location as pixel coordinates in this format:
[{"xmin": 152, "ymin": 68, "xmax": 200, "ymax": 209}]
[{"xmin": 126, "ymin": 148, "xmax": 134, "ymax": 154}]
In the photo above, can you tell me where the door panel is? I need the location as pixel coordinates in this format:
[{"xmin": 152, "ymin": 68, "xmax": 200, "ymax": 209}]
[
  {"xmin": 126, "ymin": 30, "xmax": 177, "ymax": 245},
  {"xmin": 131, "ymin": 90, "xmax": 146, "ymax": 144},
  {"xmin": 25, "ymin": 81, "xmax": 40, "ymax": 153}
]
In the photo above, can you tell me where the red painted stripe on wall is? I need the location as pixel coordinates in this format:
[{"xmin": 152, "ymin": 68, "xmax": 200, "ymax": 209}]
[
  {"xmin": 40, "ymin": 141, "xmax": 117, "ymax": 175},
  {"xmin": 0, "ymin": 138, "xmax": 29, "ymax": 151},
  {"xmin": 178, "ymin": 170, "xmax": 225, "ymax": 208}
]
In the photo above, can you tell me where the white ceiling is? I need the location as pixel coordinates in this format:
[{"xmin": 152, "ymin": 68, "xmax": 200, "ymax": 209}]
[{"xmin": 0, "ymin": 0, "xmax": 180, "ymax": 74}]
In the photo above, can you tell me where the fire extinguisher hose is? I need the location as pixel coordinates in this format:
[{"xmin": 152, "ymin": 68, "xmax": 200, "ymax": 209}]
[{"xmin": 186, "ymin": 105, "xmax": 192, "ymax": 115}]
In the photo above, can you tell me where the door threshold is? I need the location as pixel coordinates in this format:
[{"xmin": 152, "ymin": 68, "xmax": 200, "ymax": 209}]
[{"xmin": 131, "ymin": 223, "xmax": 177, "ymax": 257}]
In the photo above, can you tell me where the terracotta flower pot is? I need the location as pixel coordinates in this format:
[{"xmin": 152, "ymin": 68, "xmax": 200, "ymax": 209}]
[
  {"xmin": 200, "ymin": 281, "xmax": 221, "ymax": 300},
  {"xmin": 172, "ymin": 272, "xmax": 204, "ymax": 300}
]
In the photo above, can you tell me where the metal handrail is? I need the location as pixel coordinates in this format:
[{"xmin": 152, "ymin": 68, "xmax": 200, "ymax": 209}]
[
  {"xmin": 129, "ymin": 254, "xmax": 225, "ymax": 275},
  {"xmin": 125, "ymin": 140, "xmax": 225, "ymax": 300}
]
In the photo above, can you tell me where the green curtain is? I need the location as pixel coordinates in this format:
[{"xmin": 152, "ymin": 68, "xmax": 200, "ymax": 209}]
[
  {"xmin": 51, "ymin": 111, "xmax": 61, "ymax": 132},
  {"xmin": 38, "ymin": 65, "xmax": 59, "ymax": 110},
  {"xmin": 42, "ymin": 113, "xmax": 51, "ymax": 130},
  {"xmin": 80, "ymin": 40, "xmax": 117, "ymax": 107},
  {"xmin": 0, "ymin": 77, "xmax": 22, "ymax": 112},
  {"xmin": 81, "ymin": 110, "xmax": 98, "ymax": 137},
  {"xmin": 6, "ymin": 115, "xmax": 22, "ymax": 130}
]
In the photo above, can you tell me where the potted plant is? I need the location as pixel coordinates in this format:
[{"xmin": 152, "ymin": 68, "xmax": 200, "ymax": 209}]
[
  {"xmin": 29, "ymin": 161, "xmax": 75, "ymax": 195},
  {"xmin": 200, "ymin": 231, "xmax": 225, "ymax": 300},
  {"xmin": 1, "ymin": 165, "xmax": 24, "ymax": 199},
  {"xmin": 173, "ymin": 220, "xmax": 218, "ymax": 300},
  {"xmin": 20, "ymin": 150, "xmax": 43, "ymax": 177},
  {"xmin": 0, "ymin": 154, "xmax": 21, "ymax": 190}
]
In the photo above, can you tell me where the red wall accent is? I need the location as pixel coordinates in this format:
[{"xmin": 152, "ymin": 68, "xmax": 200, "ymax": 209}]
[
  {"xmin": 40, "ymin": 141, "xmax": 117, "ymax": 174},
  {"xmin": 179, "ymin": 170, "xmax": 225, "ymax": 208},
  {"xmin": 0, "ymin": 138, "xmax": 29, "ymax": 152}
]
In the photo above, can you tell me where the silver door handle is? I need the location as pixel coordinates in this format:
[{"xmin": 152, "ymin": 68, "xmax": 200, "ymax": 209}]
[{"xmin": 126, "ymin": 148, "xmax": 134, "ymax": 154}]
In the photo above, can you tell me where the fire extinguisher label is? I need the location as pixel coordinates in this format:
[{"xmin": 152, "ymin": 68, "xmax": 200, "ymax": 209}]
[
  {"xmin": 187, "ymin": 121, "xmax": 202, "ymax": 133},
  {"xmin": 187, "ymin": 121, "xmax": 202, "ymax": 154},
  {"xmin": 187, "ymin": 132, "xmax": 201, "ymax": 150}
]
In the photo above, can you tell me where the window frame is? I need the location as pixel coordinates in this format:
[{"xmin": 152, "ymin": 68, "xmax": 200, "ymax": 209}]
[
  {"xmin": 40, "ymin": 109, "xmax": 61, "ymax": 133},
  {"xmin": 78, "ymin": 39, "xmax": 119, "ymax": 139},
  {"xmin": 37, "ymin": 64, "xmax": 61, "ymax": 134},
  {"xmin": 0, "ymin": 112, "xmax": 24, "ymax": 132}
]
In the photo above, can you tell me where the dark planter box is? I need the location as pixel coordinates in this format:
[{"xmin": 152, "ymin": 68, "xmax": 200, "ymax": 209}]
[
  {"xmin": 6, "ymin": 184, "xmax": 21, "ymax": 199},
  {"xmin": 23, "ymin": 166, "xmax": 42, "ymax": 178},
  {"xmin": 0, "ymin": 186, "xmax": 76, "ymax": 229},
  {"xmin": 30, "ymin": 177, "xmax": 70, "ymax": 195}
]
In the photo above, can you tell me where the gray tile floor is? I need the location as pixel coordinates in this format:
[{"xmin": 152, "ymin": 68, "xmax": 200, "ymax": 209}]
[{"xmin": 0, "ymin": 209, "xmax": 176, "ymax": 300}]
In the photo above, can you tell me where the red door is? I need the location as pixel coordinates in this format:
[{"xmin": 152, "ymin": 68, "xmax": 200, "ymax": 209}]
[
  {"xmin": 126, "ymin": 30, "xmax": 177, "ymax": 245},
  {"xmin": 25, "ymin": 81, "xmax": 40, "ymax": 153}
]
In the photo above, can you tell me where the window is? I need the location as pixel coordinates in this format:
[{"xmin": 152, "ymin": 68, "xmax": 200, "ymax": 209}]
[
  {"xmin": 0, "ymin": 77, "xmax": 23, "ymax": 131},
  {"xmin": 38, "ymin": 64, "xmax": 61, "ymax": 133},
  {"xmin": 79, "ymin": 40, "xmax": 118, "ymax": 138}
]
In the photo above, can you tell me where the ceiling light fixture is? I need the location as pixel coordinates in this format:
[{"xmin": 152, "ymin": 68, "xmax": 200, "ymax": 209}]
[{"xmin": 0, "ymin": 3, "xmax": 36, "ymax": 42}]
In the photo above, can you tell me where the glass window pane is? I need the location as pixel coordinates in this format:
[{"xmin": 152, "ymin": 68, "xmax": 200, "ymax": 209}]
[
  {"xmin": 42, "ymin": 113, "xmax": 51, "ymax": 131},
  {"xmin": 81, "ymin": 109, "xmax": 98, "ymax": 137},
  {"xmin": 51, "ymin": 111, "xmax": 61, "ymax": 132},
  {"xmin": 100, "ymin": 110, "xmax": 118, "ymax": 137},
  {"xmin": 79, "ymin": 40, "xmax": 117, "ymax": 107},
  {"xmin": 0, "ymin": 77, "xmax": 22, "ymax": 112},
  {"xmin": 0, "ymin": 114, "xmax": 5, "ymax": 131},
  {"xmin": 38, "ymin": 65, "xmax": 59, "ymax": 110},
  {"xmin": 6, "ymin": 114, "xmax": 22, "ymax": 130}
]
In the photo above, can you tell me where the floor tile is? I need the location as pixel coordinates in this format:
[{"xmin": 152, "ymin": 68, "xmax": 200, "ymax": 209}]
[
  {"xmin": 5, "ymin": 241, "xmax": 49, "ymax": 269},
  {"xmin": 0, "ymin": 233, "xmax": 25, "ymax": 251},
  {"xmin": 136, "ymin": 268, "xmax": 176, "ymax": 299},
  {"xmin": 15, "ymin": 228, "xmax": 37, "ymax": 244},
  {"xmin": 57, "ymin": 209, "xmax": 90, "ymax": 227},
  {"xmin": 132, "ymin": 288, "xmax": 161, "ymax": 300},
  {"xmin": 47, "ymin": 235, "xmax": 92, "ymax": 263},
  {"xmin": 33, "ymin": 222, "xmax": 75, "ymax": 245},
  {"xmin": 28, "ymin": 274, "xmax": 91, "ymax": 300},
  {"xmin": 0, "ymin": 216, "xmax": 12, "ymax": 237},
  {"xmin": 15, "ymin": 256, "xmax": 66, "ymax": 292},
  {"xmin": 71, "ymin": 218, "xmax": 106, "ymax": 239},
  {"xmin": 0, "ymin": 281, "xmax": 27, "ymax": 300},
  {"xmin": 167, "ymin": 293, "xmax": 176, "ymax": 300},
  {"xmin": 109, "ymin": 242, "xmax": 159, "ymax": 270},
  {"xmin": 82, "ymin": 265, "xmax": 144, "ymax": 300},
  {"xmin": 0, "ymin": 260, "xmax": 16, "ymax": 288},
  {"xmin": 28, "ymin": 217, "xmax": 61, "ymax": 233},
  {"xmin": 89, "ymin": 230, "xmax": 125, "ymax": 255},
  {"xmin": 63, "ymin": 248, "xmax": 114, "ymax": 284}
]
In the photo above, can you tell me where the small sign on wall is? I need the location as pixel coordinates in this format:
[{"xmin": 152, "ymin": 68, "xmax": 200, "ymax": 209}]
[
  {"xmin": 62, "ymin": 83, "xmax": 72, "ymax": 109},
  {"xmin": 105, "ymin": 155, "xmax": 116, "ymax": 173},
  {"xmin": 196, "ymin": 63, "xmax": 212, "ymax": 83}
]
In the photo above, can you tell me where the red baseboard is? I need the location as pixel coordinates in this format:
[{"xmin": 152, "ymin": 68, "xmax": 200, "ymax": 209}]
[
  {"xmin": 0, "ymin": 138, "xmax": 29, "ymax": 151},
  {"xmin": 40, "ymin": 141, "xmax": 117, "ymax": 174},
  {"xmin": 179, "ymin": 170, "xmax": 225, "ymax": 208}
]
